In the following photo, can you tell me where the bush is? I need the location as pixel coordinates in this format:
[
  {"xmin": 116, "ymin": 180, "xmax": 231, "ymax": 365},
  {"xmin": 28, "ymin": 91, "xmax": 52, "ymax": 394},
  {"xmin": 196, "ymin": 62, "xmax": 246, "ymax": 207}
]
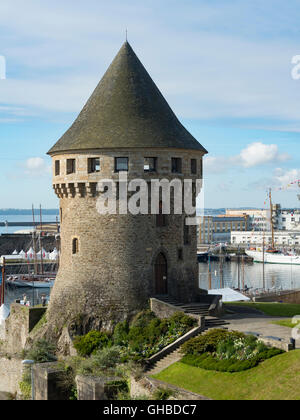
[
  {"xmin": 153, "ymin": 387, "xmax": 176, "ymax": 400},
  {"xmin": 113, "ymin": 321, "xmax": 129, "ymax": 346},
  {"xmin": 25, "ymin": 339, "xmax": 57, "ymax": 363},
  {"xmin": 181, "ymin": 347, "xmax": 284, "ymax": 373},
  {"xmin": 181, "ymin": 329, "xmax": 245, "ymax": 356},
  {"xmin": 78, "ymin": 346, "xmax": 122, "ymax": 376},
  {"xmin": 130, "ymin": 310, "xmax": 157, "ymax": 328},
  {"xmin": 73, "ymin": 331, "xmax": 111, "ymax": 357}
]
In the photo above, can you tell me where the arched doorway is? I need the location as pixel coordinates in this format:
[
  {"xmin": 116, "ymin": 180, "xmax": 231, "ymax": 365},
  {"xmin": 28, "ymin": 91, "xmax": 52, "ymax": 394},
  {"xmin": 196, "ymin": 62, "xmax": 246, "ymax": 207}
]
[{"xmin": 154, "ymin": 253, "xmax": 168, "ymax": 295}]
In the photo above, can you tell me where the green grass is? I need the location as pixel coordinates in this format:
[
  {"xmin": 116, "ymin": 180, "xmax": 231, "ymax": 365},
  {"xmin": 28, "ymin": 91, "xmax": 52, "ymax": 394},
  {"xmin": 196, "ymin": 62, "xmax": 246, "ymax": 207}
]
[
  {"xmin": 272, "ymin": 319, "xmax": 297, "ymax": 328},
  {"xmin": 225, "ymin": 302, "xmax": 300, "ymax": 317},
  {"xmin": 153, "ymin": 350, "xmax": 300, "ymax": 400}
]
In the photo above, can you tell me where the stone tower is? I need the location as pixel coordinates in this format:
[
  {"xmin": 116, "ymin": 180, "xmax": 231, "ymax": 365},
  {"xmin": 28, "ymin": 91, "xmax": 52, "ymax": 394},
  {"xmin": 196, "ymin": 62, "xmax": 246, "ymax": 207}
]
[{"xmin": 47, "ymin": 42, "xmax": 207, "ymax": 335}]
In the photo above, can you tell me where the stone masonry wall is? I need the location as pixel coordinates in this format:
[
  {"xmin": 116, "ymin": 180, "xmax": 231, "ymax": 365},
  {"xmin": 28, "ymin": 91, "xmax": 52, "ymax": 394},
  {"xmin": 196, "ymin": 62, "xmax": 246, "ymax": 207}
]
[
  {"xmin": 0, "ymin": 357, "xmax": 23, "ymax": 394},
  {"xmin": 47, "ymin": 148, "xmax": 204, "ymax": 337}
]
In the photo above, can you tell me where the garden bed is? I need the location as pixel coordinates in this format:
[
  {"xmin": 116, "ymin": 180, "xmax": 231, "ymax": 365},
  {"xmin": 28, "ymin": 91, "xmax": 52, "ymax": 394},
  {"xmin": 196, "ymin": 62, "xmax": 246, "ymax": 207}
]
[{"xmin": 180, "ymin": 329, "xmax": 284, "ymax": 373}]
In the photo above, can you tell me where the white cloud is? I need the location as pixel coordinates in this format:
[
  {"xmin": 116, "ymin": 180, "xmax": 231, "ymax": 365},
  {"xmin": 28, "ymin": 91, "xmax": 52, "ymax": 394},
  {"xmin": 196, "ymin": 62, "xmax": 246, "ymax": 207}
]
[
  {"xmin": 273, "ymin": 168, "xmax": 300, "ymax": 189},
  {"xmin": 23, "ymin": 157, "xmax": 51, "ymax": 177},
  {"xmin": 0, "ymin": 0, "xmax": 299, "ymax": 128},
  {"xmin": 238, "ymin": 142, "xmax": 290, "ymax": 168},
  {"xmin": 204, "ymin": 142, "xmax": 290, "ymax": 174}
]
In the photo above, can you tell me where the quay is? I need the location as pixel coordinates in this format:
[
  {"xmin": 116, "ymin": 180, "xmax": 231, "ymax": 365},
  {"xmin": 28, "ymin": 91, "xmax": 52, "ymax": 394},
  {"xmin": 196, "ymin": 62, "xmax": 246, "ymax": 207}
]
[{"xmin": 0, "ymin": 222, "xmax": 57, "ymax": 227}]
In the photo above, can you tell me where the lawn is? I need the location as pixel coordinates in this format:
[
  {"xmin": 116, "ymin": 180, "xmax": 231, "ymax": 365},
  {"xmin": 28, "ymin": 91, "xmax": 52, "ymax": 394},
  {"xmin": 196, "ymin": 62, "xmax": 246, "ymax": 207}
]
[
  {"xmin": 272, "ymin": 319, "xmax": 298, "ymax": 328},
  {"xmin": 225, "ymin": 302, "xmax": 300, "ymax": 317},
  {"xmin": 153, "ymin": 350, "xmax": 300, "ymax": 400}
]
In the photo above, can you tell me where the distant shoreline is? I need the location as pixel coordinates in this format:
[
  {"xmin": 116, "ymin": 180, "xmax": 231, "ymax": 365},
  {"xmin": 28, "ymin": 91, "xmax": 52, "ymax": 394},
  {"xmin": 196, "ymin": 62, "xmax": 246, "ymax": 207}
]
[{"xmin": 0, "ymin": 209, "xmax": 59, "ymax": 215}]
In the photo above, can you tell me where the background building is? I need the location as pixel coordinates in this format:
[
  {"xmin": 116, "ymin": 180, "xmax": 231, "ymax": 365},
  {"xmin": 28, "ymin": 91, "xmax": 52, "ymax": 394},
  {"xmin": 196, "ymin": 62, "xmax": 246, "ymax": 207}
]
[
  {"xmin": 231, "ymin": 230, "xmax": 300, "ymax": 247},
  {"xmin": 198, "ymin": 215, "xmax": 249, "ymax": 244}
]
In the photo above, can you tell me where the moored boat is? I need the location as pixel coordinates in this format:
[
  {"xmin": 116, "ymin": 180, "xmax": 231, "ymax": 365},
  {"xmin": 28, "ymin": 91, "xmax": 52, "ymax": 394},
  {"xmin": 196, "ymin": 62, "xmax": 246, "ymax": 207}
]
[
  {"xmin": 6, "ymin": 275, "xmax": 55, "ymax": 288},
  {"xmin": 245, "ymin": 249, "xmax": 300, "ymax": 265}
]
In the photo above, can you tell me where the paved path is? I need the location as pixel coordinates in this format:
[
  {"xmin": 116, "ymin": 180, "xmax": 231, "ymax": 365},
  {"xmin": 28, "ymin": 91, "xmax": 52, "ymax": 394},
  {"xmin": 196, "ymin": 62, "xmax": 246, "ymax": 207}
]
[{"xmin": 223, "ymin": 306, "xmax": 300, "ymax": 348}]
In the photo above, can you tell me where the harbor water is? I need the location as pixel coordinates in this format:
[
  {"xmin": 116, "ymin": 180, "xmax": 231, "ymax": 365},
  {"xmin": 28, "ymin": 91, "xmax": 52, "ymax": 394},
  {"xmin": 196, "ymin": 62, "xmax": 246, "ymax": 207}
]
[
  {"xmin": 199, "ymin": 260, "xmax": 300, "ymax": 292},
  {"xmin": 0, "ymin": 273, "xmax": 52, "ymax": 307},
  {"xmin": 1, "ymin": 260, "xmax": 300, "ymax": 310},
  {"xmin": 0, "ymin": 214, "xmax": 58, "ymax": 235}
]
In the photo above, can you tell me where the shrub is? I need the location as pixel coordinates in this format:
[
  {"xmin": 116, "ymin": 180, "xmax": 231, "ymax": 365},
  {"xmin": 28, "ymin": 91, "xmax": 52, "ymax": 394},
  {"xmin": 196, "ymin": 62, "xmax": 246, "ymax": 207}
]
[
  {"xmin": 181, "ymin": 347, "xmax": 284, "ymax": 373},
  {"xmin": 153, "ymin": 387, "xmax": 176, "ymax": 400},
  {"xmin": 111, "ymin": 311, "xmax": 196, "ymax": 362},
  {"xmin": 25, "ymin": 339, "xmax": 57, "ymax": 363},
  {"xmin": 73, "ymin": 330, "xmax": 111, "ymax": 357},
  {"xmin": 181, "ymin": 329, "xmax": 245, "ymax": 356},
  {"xmin": 78, "ymin": 346, "xmax": 122, "ymax": 376},
  {"xmin": 130, "ymin": 310, "xmax": 156, "ymax": 328},
  {"xmin": 113, "ymin": 321, "xmax": 129, "ymax": 346}
]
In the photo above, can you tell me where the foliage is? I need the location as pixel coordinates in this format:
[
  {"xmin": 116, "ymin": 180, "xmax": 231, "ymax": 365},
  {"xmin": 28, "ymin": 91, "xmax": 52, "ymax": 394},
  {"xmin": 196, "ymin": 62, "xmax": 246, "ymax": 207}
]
[
  {"xmin": 182, "ymin": 348, "xmax": 284, "ymax": 373},
  {"xmin": 105, "ymin": 380, "xmax": 129, "ymax": 400},
  {"xmin": 77, "ymin": 346, "xmax": 122, "ymax": 376},
  {"xmin": 152, "ymin": 387, "xmax": 176, "ymax": 400},
  {"xmin": 113, "ymin": 311, "xmax": 197, "ymax": 361},
  {"xmin": 73, "ymin": 330, "xmax": 111, "ymax": 357},
  {"xmin": 181, "ymin": 329, "xmax": 245, "ymax": 356},
  {"xmin": 25, "ymin": 339, "xmax": 57, "ymax": 363},
  {"xmin": 113, "ymin": 321, "xmax": 129, "ymax": 346},
  {"xmin": 19, "ymin": 370, "xmax": 31, "ymax": 400},
  {"xmin": 215, "ymin": 335, "xmax": 267, "ymax": 361},
  {"xmin": 180, "ymin": 328, "xmax": 284, "ymax": 373}
]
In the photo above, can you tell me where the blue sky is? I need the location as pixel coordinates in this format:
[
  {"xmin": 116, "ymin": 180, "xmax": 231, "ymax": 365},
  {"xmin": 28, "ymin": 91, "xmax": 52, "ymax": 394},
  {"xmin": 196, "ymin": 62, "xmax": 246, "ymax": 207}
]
[{"xmin": 0, "ymin": 0, "xmax": 300, "ymax": 209}]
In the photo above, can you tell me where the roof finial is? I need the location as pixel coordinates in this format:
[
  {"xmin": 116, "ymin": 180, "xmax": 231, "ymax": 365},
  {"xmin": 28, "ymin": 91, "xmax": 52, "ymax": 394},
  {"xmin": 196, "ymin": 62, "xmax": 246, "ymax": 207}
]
[{"xmin": 126, "ymin": 28, "xmax": 128, "ymax": 42}]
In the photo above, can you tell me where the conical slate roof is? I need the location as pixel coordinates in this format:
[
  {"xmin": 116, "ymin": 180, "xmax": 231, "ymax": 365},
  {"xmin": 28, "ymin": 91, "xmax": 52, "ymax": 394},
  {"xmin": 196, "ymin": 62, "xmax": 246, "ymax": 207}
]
[{"xmin": 48, "ymin": 42, "xmax": 207, "ymax": 155}]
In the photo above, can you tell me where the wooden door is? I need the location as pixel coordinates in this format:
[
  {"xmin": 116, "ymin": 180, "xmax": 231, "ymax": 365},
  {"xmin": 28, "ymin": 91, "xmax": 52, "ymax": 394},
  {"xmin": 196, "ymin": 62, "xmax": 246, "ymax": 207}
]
[{"xmin": 155, "ymin": 253, "xmax": 168, "ymax": 295}]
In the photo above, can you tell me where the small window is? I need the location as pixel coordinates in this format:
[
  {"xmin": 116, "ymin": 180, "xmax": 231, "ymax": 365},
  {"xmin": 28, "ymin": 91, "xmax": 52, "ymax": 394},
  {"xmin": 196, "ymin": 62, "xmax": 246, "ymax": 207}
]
[
  {"xmin": 115, "ymin": 157, "xmax": 128, "ymax": 172},
  {"xmin": 67, "ymin": 159, "xmax": 76, "ymax": 174},
  {"xmin": 88, "ymin": 158, "xmax": 100, "ymax": 173},
  {"xmin": 55, "ymin": 160, "xmax": 60, "ymax": 176},
  {"xmin": 60, "ymin": 208, "xmax": 63, "ymax": 223},
  {"xmin": 171, "ymin": 158, "xmax": 182, "ymax": 174},
  {"xmin": 72, "ymin": 238, "xmax": 79, "ymax": 255},
  {"xmin": 191, "ymin": 159, "xmax": 197, "ymax": 175},
  {"xmin": 178, "ymin": 248, "xmax": 183, "ymax": 260},
  {"xmin": 144, "ymin": 157, "xmax": 157, "ymax": 172}
]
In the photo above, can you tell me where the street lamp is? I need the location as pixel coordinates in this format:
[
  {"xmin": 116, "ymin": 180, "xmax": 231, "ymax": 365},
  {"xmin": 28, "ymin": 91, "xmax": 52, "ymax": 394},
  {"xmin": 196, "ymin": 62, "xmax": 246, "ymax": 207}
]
[{"xmin": 22, "ymin": 359, "xmax": 35, "ymax": 400}]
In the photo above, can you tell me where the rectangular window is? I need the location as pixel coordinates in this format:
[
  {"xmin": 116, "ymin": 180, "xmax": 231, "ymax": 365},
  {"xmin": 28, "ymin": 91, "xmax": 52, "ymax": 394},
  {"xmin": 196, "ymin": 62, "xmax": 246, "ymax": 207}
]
[
  {"xmin": 55, "ymin": 160, "xmax": 60, "ymax": 176},
  {"xmin": 115, "ymin": 157, "xmax": 129, "ymax": 172},
  {"xmin": 171, "ymin": 158, "xmax": 182, "ymax": 174},
  {"xmin": 67, "ymin": 159, "xmax": 76, "ymax": 174},
  {"xmin": 72, "ymin": 238, "xmax": 79, "ymax": 255},
  {"xmin": 191, "ymin": 159, "xmax": 197, "ymax": 174},
  {"xmin": 144, "ymin": 157, "xmax": 157, "ymax": 172},
  {"xmin": 88, "ymin": 158, "xmax": 100, "ymax": 173}
]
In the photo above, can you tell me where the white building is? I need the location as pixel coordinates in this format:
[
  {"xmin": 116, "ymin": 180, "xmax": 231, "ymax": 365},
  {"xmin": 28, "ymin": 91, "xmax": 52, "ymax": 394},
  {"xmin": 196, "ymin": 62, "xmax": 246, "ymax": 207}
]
[
  {"xmin": 231, "ymin": 230, "xmax": 300, "ymax": 247},
  {"xmin": 277, "ymin": 209, "xmax": 300, "ymax": 231}
]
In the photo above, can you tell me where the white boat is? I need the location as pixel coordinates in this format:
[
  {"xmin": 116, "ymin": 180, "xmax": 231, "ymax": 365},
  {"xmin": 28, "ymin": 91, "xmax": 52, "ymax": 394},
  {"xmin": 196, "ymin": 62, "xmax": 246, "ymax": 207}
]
[
  {"xmin": 6, "ymin": 275, "xmax": 55, "ymax": 288},
  {"xmin": 246, "ymin": 250, "xmax": 300, "ymax": 265}
]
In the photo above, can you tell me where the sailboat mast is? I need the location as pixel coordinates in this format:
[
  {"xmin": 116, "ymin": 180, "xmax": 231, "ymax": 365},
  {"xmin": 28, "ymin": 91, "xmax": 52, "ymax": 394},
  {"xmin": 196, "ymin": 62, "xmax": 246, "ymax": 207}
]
[
  {"xmin": 39, "ymin": 204, "xmax": 44, "ymax": 276},
  {"xmin": 31, "ymin": 204, "xmax": 38, "ymax": 276},
  {"xmin": 269, "ymin": 188, "xmax": 275, "ymax": 249}
]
